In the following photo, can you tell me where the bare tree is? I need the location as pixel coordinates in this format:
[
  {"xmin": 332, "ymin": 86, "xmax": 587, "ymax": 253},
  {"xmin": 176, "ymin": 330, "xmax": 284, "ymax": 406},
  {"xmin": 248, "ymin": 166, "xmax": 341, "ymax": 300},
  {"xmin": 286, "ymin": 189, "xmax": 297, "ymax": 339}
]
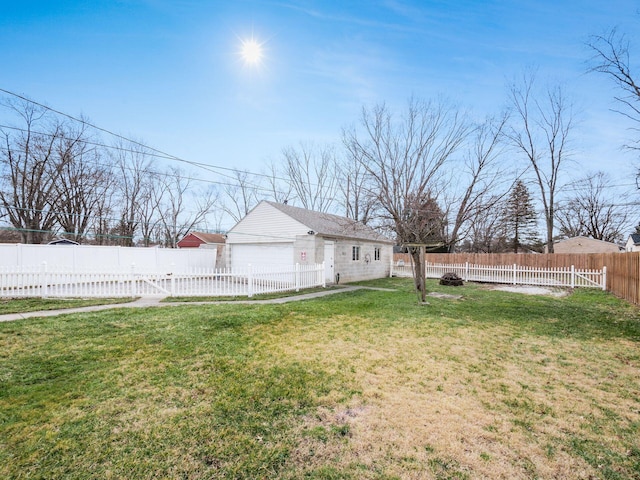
[
  {"xmin": 343, "ymin": 98, "xmax": 469, "ymax": 301},
  {"xmin": 136, "ymin": 170, "xmax": 163, "ymax": 247},
  {"xmin": 281, "ymin": 142, "xmax": 339, "ymax": 212},
  {"xmin": 156, "ymin": 167, "xmax": 218, "ymax": 247},
  {"xmin": 335, "ymin": 148, "xmax": 376, "ymax": 224},
  {"xmin": 507, "ymin": 74, "xmax": 574, "ymax": 253},
  {"xmin": 53, "ymin": 125, "xmax": 114, "ymax": 243},
  {"xmin": 0, "ymin": 99, "xmax": 72, "ymax": 243},
  {"xmin": 91, "ymin": 186, "xmax": 116, "ymax": 245},
  {"xmin": 445, "ymin": 114, "xmax": 510, "ymax": 250},
  {"xmin": 221, "ymin": 169, "xmax": 261, "ymax": 224},
  {"xmin": 262, "ymin": 160, "xmax": 293, "ymax": 204},
  {"xmin": 460, "ymin": 195, "xmax": 509, "ymax": 253},
  {"xmin": 588, "ymin": 28, "xmax": 640, "ymax": 150},
  {"xmin": 110, "ymin": 140, "xmax": 155, "ymax": 246},
  {"xmin": 556, "ymin": 172, "xmax": 631, "ymax": 243}
]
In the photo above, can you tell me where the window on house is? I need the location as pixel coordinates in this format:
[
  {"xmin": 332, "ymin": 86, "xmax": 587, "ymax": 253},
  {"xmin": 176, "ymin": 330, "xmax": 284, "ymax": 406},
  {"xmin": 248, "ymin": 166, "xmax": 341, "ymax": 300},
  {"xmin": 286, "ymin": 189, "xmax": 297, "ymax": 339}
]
[
  {"xmin": 374, "ymin": 247, "xmax": 381, "ymax": 261},
  {"xmin": 352, "ymin": 246, "xmax": 360, "ymax": 261}
]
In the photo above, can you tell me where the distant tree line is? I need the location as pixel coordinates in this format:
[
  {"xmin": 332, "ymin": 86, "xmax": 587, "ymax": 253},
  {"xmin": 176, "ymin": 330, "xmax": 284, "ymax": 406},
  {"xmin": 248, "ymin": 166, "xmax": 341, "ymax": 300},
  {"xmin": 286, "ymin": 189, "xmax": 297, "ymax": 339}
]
[
  {"xmin": 0, "ymin": 98, "xmax": 217, "ymax": 246},
  {"xmin": 1, "ymin": 24, "xmax": 639, "ymax": 253}
]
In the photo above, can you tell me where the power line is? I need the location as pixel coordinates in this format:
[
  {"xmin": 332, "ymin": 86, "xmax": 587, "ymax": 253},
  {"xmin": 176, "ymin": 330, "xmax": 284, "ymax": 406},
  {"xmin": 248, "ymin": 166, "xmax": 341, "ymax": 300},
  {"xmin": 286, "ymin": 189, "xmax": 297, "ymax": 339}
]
[
  {"xmin": 0, "ymin": 87, "xmax": 301, "ymax": 188},
  {"xmin": 0, "ymin": 122, "xmax": 287, "ymax": 196}
]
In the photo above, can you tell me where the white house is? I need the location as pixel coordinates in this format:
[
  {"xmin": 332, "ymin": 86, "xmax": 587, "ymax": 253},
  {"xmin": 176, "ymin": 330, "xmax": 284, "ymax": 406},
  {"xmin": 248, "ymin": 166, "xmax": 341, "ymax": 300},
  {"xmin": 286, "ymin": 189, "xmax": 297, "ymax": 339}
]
[
  {"xmin": 625, "ymin": 233, "xmax": 640, "ymax": 252},
  {"xmin": 225, "ymin": 201, "xmax": 394, "ymax": 283}
]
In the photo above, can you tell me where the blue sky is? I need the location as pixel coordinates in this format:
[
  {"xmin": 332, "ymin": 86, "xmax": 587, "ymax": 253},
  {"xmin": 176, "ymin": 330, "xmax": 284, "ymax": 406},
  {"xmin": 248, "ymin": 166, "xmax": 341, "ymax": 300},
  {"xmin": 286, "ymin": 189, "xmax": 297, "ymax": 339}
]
[{"xmin": 2, "ymin": 0, "xmax": 639, "ymax": 187}]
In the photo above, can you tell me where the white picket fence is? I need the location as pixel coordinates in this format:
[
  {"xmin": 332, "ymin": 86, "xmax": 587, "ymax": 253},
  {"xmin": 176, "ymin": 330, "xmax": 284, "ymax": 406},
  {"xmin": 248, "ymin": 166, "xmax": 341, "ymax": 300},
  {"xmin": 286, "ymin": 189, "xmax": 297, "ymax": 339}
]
[
  {"xmin": 392, "ymin": 262, "xmax": 606, "ymax": 290},
  {"xmin": 0, "ymin": 263, "xmax": 326, "ymax": 298}
]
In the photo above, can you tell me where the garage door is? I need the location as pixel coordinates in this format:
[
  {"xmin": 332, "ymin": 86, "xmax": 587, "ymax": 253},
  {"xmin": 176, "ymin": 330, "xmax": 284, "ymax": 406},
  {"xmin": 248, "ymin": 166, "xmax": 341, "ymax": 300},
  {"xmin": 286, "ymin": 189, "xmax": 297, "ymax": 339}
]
[{"xmin": 231, "ymin": 243, "xmax": 294, "ymax": 270}]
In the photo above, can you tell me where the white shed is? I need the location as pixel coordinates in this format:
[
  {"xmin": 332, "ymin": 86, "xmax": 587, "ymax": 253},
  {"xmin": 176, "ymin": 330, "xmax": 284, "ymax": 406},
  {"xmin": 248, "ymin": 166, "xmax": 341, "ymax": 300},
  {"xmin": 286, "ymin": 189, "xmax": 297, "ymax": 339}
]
[{"xmin": 226, "ymin": 201, "xmax": 394, "ymax": 283}]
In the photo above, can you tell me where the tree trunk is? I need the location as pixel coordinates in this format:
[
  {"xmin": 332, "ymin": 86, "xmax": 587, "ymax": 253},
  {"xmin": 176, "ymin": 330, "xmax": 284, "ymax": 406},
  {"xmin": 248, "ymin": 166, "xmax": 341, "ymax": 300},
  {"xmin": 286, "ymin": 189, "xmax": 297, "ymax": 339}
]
[{"xmin": 410, "ymin": 246, "xmax": 426, "ymax": 303}]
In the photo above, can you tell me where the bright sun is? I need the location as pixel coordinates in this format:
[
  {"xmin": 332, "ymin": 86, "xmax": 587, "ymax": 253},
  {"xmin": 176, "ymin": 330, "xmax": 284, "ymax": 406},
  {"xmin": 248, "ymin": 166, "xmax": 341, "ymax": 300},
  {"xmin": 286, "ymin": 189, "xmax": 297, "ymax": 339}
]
[{"xmin": 240, "ymin": 38, "xmax": 264, "ymax": 66}]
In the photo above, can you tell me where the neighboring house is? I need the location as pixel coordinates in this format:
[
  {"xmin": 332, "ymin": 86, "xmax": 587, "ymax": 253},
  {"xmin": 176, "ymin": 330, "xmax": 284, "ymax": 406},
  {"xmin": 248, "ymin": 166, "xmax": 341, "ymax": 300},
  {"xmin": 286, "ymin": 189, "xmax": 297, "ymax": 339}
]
[
  {"xmin": 625, "ymin": 233, "xmax": 640, "ymax": 252},
  {"xmin": 177, "ymin": 231, "xmax": 225, "ymax": 248},
  {"xmin": 226, "ymin": 201, "xmax": 394, "ymax": 283},
  {"xmin": 552, "ymin": 236, "xmax": 621, "ymax": 254},
  {"xmin": 177, "ymin": 231, "xmax": 226, "ymax": 268}
]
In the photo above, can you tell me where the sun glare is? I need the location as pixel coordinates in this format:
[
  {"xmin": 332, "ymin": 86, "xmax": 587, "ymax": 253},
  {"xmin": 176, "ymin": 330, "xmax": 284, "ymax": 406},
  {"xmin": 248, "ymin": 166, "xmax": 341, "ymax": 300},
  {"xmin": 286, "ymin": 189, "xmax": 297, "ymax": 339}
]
[{"xmin": 240, "ymin": 37, "xmax": 264, "ymax": 66}]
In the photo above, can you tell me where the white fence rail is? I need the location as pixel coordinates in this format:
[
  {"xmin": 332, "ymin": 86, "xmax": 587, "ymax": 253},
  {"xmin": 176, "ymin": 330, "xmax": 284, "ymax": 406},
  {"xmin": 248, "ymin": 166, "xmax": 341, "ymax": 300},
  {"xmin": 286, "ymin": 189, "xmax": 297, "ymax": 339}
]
[
  {"xmin": 0, "ymin": 263, "xmax": 325, "ymax": 298},
  {"xmin": 393, "ymin": 262, "xmax": 606, "ymax": 290}
]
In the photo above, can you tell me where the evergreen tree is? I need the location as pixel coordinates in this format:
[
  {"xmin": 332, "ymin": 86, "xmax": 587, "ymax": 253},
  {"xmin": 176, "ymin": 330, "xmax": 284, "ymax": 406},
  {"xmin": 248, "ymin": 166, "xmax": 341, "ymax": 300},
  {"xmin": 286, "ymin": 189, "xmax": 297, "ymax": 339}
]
[{"xmin": 502, "ymin": 180, "xmax": 538, "ymax": 253}]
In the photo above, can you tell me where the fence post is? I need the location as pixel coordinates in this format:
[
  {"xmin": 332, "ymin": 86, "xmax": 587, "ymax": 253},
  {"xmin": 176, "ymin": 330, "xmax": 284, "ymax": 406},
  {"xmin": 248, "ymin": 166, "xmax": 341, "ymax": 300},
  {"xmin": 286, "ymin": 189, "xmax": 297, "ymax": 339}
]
[
  {"xmin": 295, "ymin": 263, "xmax": 300, "ymax": 292},
  {"xmin": 602, "ymin": 266, "xmax": 607, "ymax": 291},
  {"xmin": 322, "ymin": 261, "xmax": 326, "ymax": 287},
  {"xmin": 513, "ymin": 264, "xmax": 517, "ymax": 285},
  {"xmin": 131, "ymin": 263, "xmax": 137, "ymax": 296},
  {"xmin": 41, "ymin": 261, "xmax": 48, "ymax": 297},
  {"xmin": 247, "ymin": 264, "xmax": 253, "ymax": 297},
  {"xmin": 170, "ymin": 262, "xmax": 175, "ymax": 296},
  {"xmin": 571, "ymin": 265, "xmax": 575, "ymax": 289},
  {"xmin": 465, "ymin": 262, "xmax": 469, "ymax": 281}
]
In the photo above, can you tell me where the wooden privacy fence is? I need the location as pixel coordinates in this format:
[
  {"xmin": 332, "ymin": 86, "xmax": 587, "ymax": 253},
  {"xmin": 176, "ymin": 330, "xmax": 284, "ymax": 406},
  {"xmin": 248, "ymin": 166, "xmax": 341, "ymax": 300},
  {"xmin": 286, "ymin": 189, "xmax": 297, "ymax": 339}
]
[
  {"xmin": 406, "ymin": 252, "xmax": 640, "ymax": 305},
  {"xmin": 0, "ymin": 263, "xmax": 326, "ymax": 298}
]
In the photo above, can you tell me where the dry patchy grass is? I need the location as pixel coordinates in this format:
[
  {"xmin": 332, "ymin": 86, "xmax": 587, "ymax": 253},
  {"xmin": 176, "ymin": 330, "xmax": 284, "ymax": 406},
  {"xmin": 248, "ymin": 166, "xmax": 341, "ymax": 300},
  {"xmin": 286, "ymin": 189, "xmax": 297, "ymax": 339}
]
[
  {"xmin": 1, "ymin": 279, "xmax": 639, "ymax": 479},
  {"xmin": 253, "ymin": 284, "xmax": 640, "ymax": 479}
]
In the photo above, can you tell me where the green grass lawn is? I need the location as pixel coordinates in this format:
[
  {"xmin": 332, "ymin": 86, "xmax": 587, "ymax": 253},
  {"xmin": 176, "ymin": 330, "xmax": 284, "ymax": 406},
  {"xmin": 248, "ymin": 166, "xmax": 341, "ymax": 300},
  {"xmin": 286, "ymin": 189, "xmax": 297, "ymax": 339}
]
[
  {"xmin": 1, "ymin": 278, "xmax": 639, "ymax": 479},
  {"xmin": 0, "ymin": 297, "xmax": 135, "ymax": 315},
  {"xmin": 160, "ymin": 285, "xmax": 340, "ymax": 302}
]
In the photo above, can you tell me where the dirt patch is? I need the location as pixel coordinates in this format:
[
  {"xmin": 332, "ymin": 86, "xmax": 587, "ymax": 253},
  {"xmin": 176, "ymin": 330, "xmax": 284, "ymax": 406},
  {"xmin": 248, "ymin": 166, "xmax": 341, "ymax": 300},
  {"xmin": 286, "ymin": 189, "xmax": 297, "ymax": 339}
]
[
  {"xmin": 491, "ymin": 285, "xmax": 569, "ymax": 297},
  {"xmin": 428, "ymin": 291, "xmax": 463, "ymax": 300}
]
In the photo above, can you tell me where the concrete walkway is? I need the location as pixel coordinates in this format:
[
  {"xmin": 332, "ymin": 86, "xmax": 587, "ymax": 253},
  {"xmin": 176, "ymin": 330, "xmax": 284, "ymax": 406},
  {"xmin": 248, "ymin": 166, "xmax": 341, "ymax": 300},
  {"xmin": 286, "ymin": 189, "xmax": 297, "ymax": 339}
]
[{"xmin": 0, "ymin": 285, "xmax": 394, "ymax": 323}]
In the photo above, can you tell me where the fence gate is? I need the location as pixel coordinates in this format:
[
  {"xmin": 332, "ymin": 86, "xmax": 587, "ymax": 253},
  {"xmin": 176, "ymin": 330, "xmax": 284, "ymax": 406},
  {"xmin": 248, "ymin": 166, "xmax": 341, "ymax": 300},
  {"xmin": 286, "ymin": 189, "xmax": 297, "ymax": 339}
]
[{"xmin": 137, "ymin": 275, "xmax": 171, "ymax": 296}]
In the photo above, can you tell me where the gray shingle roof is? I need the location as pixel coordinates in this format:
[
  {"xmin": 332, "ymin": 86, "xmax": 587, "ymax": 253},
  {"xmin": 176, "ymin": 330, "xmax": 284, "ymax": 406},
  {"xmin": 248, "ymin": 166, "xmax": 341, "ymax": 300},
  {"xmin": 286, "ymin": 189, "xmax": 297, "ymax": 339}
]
[
  {"xmin": 265, "ymin": 201, "xmax": 393, "ymax": 243},
  {"xmin": 631, "ymin": 233, "xmax": 640, "ymax": 245}
]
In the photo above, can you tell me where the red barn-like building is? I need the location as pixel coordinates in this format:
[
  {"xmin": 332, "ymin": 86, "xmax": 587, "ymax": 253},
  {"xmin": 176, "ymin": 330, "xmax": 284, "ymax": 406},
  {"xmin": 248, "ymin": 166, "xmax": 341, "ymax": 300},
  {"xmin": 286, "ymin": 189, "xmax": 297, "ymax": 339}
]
[
  {"xmin": 177, "ymin": 232, "xmax": 226, "ymax": 249},
  {"xmin": 178, "ymin": 232, "xmax": 226, "ymax": 268}
]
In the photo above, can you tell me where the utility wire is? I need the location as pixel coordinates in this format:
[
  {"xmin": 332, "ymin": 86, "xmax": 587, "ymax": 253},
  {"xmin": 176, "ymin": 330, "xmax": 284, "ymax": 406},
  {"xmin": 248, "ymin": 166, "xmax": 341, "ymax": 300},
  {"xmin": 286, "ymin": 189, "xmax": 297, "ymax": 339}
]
[
  {"xmin": 0, "ymin": 122, "xmax": 289, "ymax": 196},
  {"xmin": 0, "ymin": 88, "xmax": 303, "ymax": 188}
]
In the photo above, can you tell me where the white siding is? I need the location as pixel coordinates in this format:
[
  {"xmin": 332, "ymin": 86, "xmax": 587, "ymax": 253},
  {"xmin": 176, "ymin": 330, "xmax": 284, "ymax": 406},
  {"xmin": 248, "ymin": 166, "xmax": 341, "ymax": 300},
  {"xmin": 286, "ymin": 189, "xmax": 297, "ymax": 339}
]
[
  {"xmin": 230, "ymin": 243, "xmax": 294, "ymax": 269},
  {"xmin": 226, "ymin": 202, "xmax": 309, "ymax": 244},
  {"xmin": 626, "ymin": 237, "xmax": 640, "ymax": 252}
]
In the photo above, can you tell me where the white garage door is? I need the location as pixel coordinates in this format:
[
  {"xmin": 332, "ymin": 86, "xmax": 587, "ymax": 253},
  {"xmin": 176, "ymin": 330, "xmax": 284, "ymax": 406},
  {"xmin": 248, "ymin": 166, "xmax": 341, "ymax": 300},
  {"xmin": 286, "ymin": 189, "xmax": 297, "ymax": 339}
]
[{"xmin": 231, "ymin": 243, "xmax": 294, "ymax": 270}]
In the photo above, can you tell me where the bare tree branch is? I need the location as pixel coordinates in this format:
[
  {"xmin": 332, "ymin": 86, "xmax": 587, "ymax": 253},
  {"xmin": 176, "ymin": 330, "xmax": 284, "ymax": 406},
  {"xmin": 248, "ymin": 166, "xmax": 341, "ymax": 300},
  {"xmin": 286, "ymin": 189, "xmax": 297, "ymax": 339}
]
[
  {"xmin": 0, "ymin": 98, "xmax": 72, "ymax": 243},
  {"xmin": 281, "ymin": 142, "xmax": 339, "ymax": 213},
  {"xmin": 343, "ymin": 97, "xmax": 470, "ymax": 301},
  {"xmin": 556, "ymin": 172, "xmax": 632, "ymax": 243},
  {"xmin": 506, "ymin": 74, "xmax": 574, "ymax": 253}
]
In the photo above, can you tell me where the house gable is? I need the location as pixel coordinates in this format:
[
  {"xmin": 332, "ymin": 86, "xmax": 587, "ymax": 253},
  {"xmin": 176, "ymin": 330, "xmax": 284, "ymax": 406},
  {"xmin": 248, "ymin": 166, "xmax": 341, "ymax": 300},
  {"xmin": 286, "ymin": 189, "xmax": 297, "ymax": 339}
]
[
  {"xmin": 554, "ymin": 236, "xmax": 620, "ymax": 254},
  {"xmin": 177, "ymin": 232, "xmax": 225, "ymax": 248},
  {"xmin": 226, "ymin": 202, "xmax": 310, "ymax": 245},
  {"xmin": 625, "ymin": 233, "xmax": 640, "ymax": 252}
]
